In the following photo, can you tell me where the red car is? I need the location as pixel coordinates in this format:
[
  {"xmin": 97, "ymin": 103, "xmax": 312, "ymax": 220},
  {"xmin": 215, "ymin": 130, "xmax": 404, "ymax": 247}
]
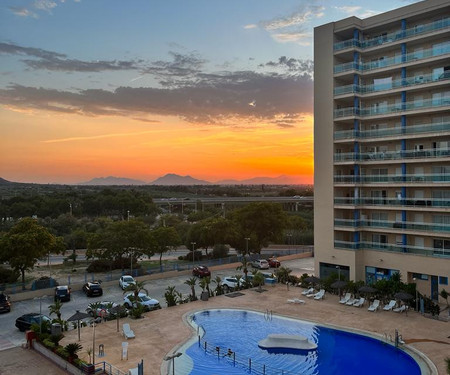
[
  {"xmin": 267, "ymin": 257, "xmax": 281, "ymax": 268},
  {"xmin": 192, "ymin": 265, "xmax": 211, "ymax": 278}
]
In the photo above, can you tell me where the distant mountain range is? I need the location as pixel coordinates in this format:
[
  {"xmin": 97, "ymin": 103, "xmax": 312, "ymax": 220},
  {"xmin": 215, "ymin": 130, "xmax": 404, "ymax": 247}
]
[{"xmin": 0, "ymin": 174, "xmax": 300, "ymax": 186}]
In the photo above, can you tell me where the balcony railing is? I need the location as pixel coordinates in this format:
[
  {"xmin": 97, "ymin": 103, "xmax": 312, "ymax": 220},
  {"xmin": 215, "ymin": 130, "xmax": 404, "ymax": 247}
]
[
  {"xmin": 334, "ymin": 173, "xmax": 449, "ymax": 184},
  {"xmin": 334, "ymin": 218, "xmax": 450, "ymax": 232},
  {"xmin": 334, "ymin": 121, "xmax": 450, "ymax": 140},
  {"xmin": 334, "ymin": 95, "xmax": 450, "ymax": 118},
  {"xmin": 334, "ymin": 240, "xmax": 450, "ymax": 257},
  {"xmin": 334, "ymin": 197, "xmax": 450, "ymax": 208},
  {"xmin": 334, "ymin": 43, "xmax": 450, "ymax": 74},
  {"xmin": 334, "ymin": 147, "xmax": 450, "ymax": 162},
  {"xmin": 334, "ymin": 71, "xmax": 450, "ymax": 96},
  {"xmin": 334, "ymin": 18, "xmax": 450, "ymax": 51}
]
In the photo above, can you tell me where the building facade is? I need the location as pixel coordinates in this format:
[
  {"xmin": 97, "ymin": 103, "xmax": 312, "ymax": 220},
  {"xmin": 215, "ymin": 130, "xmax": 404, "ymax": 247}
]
[{"xmin": 314, "ymin": 0, "xmax": 449, "ymax": 302}]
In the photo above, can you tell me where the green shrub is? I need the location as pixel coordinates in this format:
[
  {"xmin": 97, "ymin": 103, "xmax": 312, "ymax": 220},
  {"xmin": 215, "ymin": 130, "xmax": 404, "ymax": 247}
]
[
  {"xmin": 55, "ymin": 346, "xmax": 69, "ymax": 360},
  {"xmin": 129, "ymin": 304, "xmax": 145, "ymax": 319},
  {"xmin": 64, "ymin": 343, "xmax": 82, "ymax": 358},
  {"xmin": 42, "ymin": 339, "xmax": 55, "ymax": 350},
  {"xmin": 211, "ymin": 244, "xmax": 229, "ymax": 259},
  {"xmin": 0, "ymin": 266, "xmax": 20, "ymax": 284}
]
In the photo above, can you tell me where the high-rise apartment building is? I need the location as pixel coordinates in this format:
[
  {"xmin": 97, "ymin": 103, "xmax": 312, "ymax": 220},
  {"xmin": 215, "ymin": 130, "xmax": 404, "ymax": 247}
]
[{"xmin": 314, "ymin": 0, "xmax": 449, "ymax": 302}]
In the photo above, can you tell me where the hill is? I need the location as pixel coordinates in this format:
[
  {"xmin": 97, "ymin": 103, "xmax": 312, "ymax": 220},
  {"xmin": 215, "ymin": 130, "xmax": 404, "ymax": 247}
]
[
  {"xmin": 78, "ymin": 176, "xmax": 147, "ymax": 185},
  {"xmin": 149, "ymin": 173, "xmax": 210, "ymax": 185}
]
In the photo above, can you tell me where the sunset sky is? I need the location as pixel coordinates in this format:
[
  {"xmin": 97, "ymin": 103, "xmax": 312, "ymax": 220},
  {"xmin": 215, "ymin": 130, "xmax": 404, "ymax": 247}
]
[{"xmin": 1, "ymin": 0, "xmax": 420, "ymax": 184}]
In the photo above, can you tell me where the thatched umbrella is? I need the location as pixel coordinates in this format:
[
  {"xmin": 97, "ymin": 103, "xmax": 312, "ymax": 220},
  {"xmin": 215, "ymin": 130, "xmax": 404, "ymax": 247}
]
[
  {"xmin": 331, "ymin": 280, "xmax": 347, "ymax": 297},
  {"xmin": 67, "ymin": 310, "xmax": 90, "ymax": 341},
  {"xmin": 359, "ymin": 285, "xmax": 377, "ymax": 294},
  {"xmin": 394, "ymin": 291, "xmax": 413, "ymax": 301},
  {"xmin": 304, "ymin": 276, "xmax": 321, "ymax": 285}
]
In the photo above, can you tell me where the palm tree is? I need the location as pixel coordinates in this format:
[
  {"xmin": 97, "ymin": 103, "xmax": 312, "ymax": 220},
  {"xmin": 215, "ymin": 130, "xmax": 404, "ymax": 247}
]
[
  {"xmin": 233, "ymin": 274, "xmax": 243, "ymax": 291},
  {"xmin": 184, "ymin": 277, "xmax": 197, "ymax": 301},
  {"xmin": 123, "ymin": 280, "xmax": 149, "ymax": 303},
  {"xmin": 48, "ymin": 299, "xmax": 62, "ymax": 321},
  {"xmin": 253, "ymin": 272, "xmax": 265, "ymax": 292},
  {"xmin": 212, "ymin": 276, "xmax": 223, "ymax": 296},
  {"xmin": 236, "ymin": 256, "xmax": 250, "ymax": 282}
]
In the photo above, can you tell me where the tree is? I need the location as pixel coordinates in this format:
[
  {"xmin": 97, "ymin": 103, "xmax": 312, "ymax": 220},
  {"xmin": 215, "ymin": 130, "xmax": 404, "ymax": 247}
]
[
  {"xmin": 236, "ymin": 256, "xmax": 251, "ymax": 282},
  {"xmin": 48, "ymin": 299, "xmax": 63, "ymax": 321},
  {"xmin": 0, "ymin": 218, "xmax": 57, "ymax": 289},
  {"xmin": 123, "ymin": 280, "xmax": 148, "ymax": 302},
  {"xmin": 87, "ymin": 220, "xmax": 155, "ymax": 270},
  {"xmin": 184, "ymin": 277, "xmax": 197, "ymax": 301},
  {"xmin": 440, "ymin": 289, "xmax": 449, "ymax": 307},
  {"xmin": 150, "ymin": 226, "xmax": 181, "ymax": 266},
  {"xmin": 253, "ymin": 272, "xmax": 265, "ymax": 292},
  {"xmin": 230, "ymin": 203, "xmax": 287, "ymax": 253}
]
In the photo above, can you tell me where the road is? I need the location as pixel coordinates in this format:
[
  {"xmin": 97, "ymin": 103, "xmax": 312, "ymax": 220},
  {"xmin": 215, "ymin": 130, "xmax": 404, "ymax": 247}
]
[{"xmin": 0, "ymin": 257, "xmax": 314, "ymax": 351}]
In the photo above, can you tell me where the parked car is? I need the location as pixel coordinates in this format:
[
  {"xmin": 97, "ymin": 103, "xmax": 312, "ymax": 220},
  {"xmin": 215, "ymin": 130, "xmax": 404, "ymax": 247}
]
[
  {"xmin": 220, "ymin": 276, "xmax": 241, "ymax": 292},
  {"xmin": 86, "ymin": 301, "xmax": 119, "ymax": 317},
  {"xmin": 119, "ymin": 275, "xmax": 136, "ymax": 290},
  {"xmin": 0, "ymin": 293, "xmax": 11, "ymax": 313},
  {"xmin": 15, "ymin": 313, "xmax": 51, "ymax": 332},
  {"xmin": 123, "ymin": 293, "xmax": 161, "ymax": 311},
  {"xmin": 54, "ymin": 285, "xmax": 71, "ymax": 302},
  {"xmin": 267, "ymin": 257, "xmax": 281, "ymax": 268},
  {"xmin": 261, "ymin": 272, "xmax": 277, "ymax": 284},
  {"xmin": 82, "ymin": 281, "xmax": 103, "ymax": 297},
  {"xmin": 251, "ymin": 259, "xmax": 270, "ymax": 269},
  {"xmin": 192, "ymin": 265, "xmax": 211, "ymax": 278}
]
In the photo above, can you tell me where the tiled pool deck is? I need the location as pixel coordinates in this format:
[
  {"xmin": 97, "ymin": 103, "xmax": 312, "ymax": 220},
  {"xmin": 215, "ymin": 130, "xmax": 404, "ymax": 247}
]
[{"xmin": 59, "ymin": 281, "xmax": 449, "ymax": 375}]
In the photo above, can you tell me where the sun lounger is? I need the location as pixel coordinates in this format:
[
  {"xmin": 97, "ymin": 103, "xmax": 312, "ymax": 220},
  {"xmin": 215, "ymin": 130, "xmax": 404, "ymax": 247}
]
[
  {"xmin": 314, "ymin": 289, "xmax": 325, "ymax": 300},
  {"xmin": 353, "ymin": 297, "xmax": 365, "ymax": 307},
  {"xmin": 339, "ymin": 293, "xmax": 351, "ymax": 304},
  {"xmin": 383, "ymin": 300, "xmax": 396, "ymax": 311},
  {"xmin": 393, "ymin": 305, "xmax": 407, "ymax": 313},
  {"xmin": 301, "ymin": 288, "xmax": 314, "ymax": 296},
  {"xmin": 287, "ymin": 298, "xmax": 305, "ymax": 304},
  {"xmin": 122, "ymin": 323, "xmax": 135, "ymax": 339},
  {"xmin": 368, "ymin": 299, "xmax": 380, "ymax": 312},
  {"xmin": 346, "ymin": 298, "xmax": 357, "ymax": 306}
]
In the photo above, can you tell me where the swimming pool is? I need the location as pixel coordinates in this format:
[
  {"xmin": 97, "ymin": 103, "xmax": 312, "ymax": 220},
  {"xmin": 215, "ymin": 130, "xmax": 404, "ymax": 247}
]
[{"xmin": 177, "ymin": 309, "xmax": 425, "ymax": 375}]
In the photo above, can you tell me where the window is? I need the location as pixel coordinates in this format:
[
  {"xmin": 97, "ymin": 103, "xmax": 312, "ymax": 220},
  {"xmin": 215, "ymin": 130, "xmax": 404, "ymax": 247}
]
[
  {"xmin": 412, "ymin": 273, "xmax": 428, "ymax": 281},
  {"xmin": 439, "ymin": 277, "xmax": 448, "ymax": 285}
]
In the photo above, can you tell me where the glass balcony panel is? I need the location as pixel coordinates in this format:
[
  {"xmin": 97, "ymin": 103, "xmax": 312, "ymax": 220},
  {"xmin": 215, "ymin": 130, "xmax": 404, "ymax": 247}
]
[
  {"xmin": 334, "ymin": 197, "xmax": 450, "ymax": 207},
  {"xmin": 334, "ymin": 173, "xmax": 450, "ymax": 183}
]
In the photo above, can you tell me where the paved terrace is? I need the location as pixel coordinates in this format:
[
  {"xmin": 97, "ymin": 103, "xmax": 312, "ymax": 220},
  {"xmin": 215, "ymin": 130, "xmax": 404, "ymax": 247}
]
[{"xmin": 58, "ymin": 282, "xmax": 449, "ymax": 375}]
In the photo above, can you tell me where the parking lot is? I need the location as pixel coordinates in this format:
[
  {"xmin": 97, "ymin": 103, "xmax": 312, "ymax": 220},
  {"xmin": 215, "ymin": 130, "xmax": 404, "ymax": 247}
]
[{"xmin": 0, "ymin": 257, "xmax": 314, "ymax": 350}]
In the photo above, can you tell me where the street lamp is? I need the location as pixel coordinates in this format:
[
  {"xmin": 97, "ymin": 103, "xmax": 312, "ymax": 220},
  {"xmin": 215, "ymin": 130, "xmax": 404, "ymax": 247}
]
[
  {"xmin": 191, "ymin": 242, "xmax": 196, "ymax": 268},
  {"xmin": 127, "ymin": 210, "xmax": 130, "ymax": 221},
  {"xmin": 164, "ymin": 352, "xmax": 182, "ymax": 375},
  {"xmin": 35, "ymin": 295, "xmax": 47, "ymax": 334},
  {"xmin": 92, "ymin": 321, "xmax": 96, "ymax": 365},
  {"xmin": 69, "ymin": 203, "xmax": 72, "ymax": 216},
  {"xmin": 413, "ymin": 277, "xmax": 418, "ymax": 312},
  {"xmin": 245, "ymin": 238, "xmax": 250, "ymax": 255}
]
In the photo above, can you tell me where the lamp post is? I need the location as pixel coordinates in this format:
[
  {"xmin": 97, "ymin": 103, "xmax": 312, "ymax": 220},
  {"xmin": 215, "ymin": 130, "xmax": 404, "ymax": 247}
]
[
  {"xmin": 245, "ymin": 237, "xmax": 250, "ymax": 255},
  {"xmin": 164, "ymin": 352, "xmax": 182, "ymax": 375},
  {"xmin": 127, "ymin": 210, "xmax": 130, "ymax": 221},
  {"xmin": 69, "ymin": 203, "xmax": 72, "ymax": 216},
  {"xmin": 35, "ymin": 295, "xmax": 47, "ymax": 335},
  {"xmin": 413, "ymin": 277, "xmax": 418, "ymax": 312},
  {"xmin": 336, "ymin": 265, "xmax": 341, "ymax": 297},
  {"xmin": 92, "ymin": 321, "xmax": 96, "ymax": 365},
  {"xmin": 191, "ymin": 242, "xmax": 196, "ymax": 268}
]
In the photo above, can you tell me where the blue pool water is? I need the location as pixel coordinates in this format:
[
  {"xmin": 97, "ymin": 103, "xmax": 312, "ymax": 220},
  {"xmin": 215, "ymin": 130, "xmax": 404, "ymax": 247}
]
[{"xmin": 184, "ymin": 309, "xmax": 422, "ymax": 375}]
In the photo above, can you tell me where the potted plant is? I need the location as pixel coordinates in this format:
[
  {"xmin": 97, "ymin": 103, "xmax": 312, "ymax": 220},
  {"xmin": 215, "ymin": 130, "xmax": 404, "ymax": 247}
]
[
  {"xmin": 199, "ymin": 278, "xmax": 209, "ymax": 301},
  {"xmin": 64, "ymin": 342, "xmax": 82, "ymax": 363}
]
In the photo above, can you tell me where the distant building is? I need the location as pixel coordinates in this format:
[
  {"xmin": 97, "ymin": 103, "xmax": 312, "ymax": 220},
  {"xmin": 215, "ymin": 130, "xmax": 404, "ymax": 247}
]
[{"xmin": 314, "ymin": 0, "xmax": 449, "ymax": 301}]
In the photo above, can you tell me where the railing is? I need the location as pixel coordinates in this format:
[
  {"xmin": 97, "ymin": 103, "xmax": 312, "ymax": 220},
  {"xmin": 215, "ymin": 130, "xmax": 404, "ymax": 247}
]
[
  {"xmin": 334, "ymin": 121, "xmax": 450, "ymax": 140},
  {"xmin": 334, "ymin": 218, "xmax": 450, "ymax": 232},
  {"xmin": 334, "ymin": 148, "xmax": 450, "ymax": 162},
  {"xmin": 334, "ymin": 241, "xmax": 450, "ymax": 257},
  {"xmin": 334, "ymin": 95, "xmax": 450, "ymax": 118},
  {"xmin": 334, "ymin": 71, "xmax": 450, "ymax": 96},
  {"xmin": 334, "ymin": 18, "xmax": 450, "ymax": 51},
  {"xmin": 333, "ymin": 173, "xmax": 449, "ymax": 184},
  {"xmin": 94, "ymin": 361, "xmax": 127, "ymax": 375},
  {"xmin": 334, "ymin": 197, "xmax": 450, "ymax": 208},
  {"xmin": 334, "ymin": 43, "xmax": 450, "ymax": 74},
  {"xmin": 196, "ymin": 335, "xmax": 301, "ymax": 375}
]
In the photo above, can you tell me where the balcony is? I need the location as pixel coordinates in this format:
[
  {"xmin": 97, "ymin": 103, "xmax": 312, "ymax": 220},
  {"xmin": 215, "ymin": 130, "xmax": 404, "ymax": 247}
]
[
  {"xmin": 333, "ymin": 173, "xmax": 449, "ymax": 184},
  {"xmin": 334, "ymin": 95, "xmax": 450, "ymax": 119},
  {"xmin": 334, "ymin": 121, "xmax": 450, "ymax": 141},
  {"xmin": 333, "ymin": 18, "xmax": 450, "ymax": 51},
  {"xmin": 334, "ymin": 147, "xmax": 450, "ymax": 162},
  {"xmin": 334, "ymin": 197, "xmax": 450, "ymax": 208},
  {"xmin": 334, "ymin": 71, "xmax": 450, "ymax": 96},
  {"xmin": 334, "ymin": 43, "xmax": 450, "ymax": 74},
  {"xmin": 334, "ymin": 240, "xmax": 450, "ymax": 258},
  {"xmin": 334, "ymin": 218, "xmax": 450, "ymax": 233}
]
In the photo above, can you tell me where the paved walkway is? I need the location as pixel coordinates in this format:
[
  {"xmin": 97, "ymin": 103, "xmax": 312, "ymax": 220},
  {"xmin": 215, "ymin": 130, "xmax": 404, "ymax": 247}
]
[
  {"xmin": 0, "ymin": 347, "xmax": 68, "ymax": 375},
  {"xmin": 57, "ymin": 283, "xmax": 449, "ymax": 375}
]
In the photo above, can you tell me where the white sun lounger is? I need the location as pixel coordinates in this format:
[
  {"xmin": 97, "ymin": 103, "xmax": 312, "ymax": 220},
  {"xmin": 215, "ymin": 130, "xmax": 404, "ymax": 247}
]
[
  {"xmin": 287, "ymin": 298, "xmax": 305, "ymax": 304},
  {"xmin": 339, "ymin": 293, "xmax": 351, "ymax": 304},
  {"xmin": 122, "ymin": 323, "xmax": 135, "ymax": 339},
  {"xmin": 301, "ymin": 288, "xmax": 314, "ymax": 296},
  {"xmin": 393, "ymin": 305, "xmax": 407, "ymax": 313},
  {"xmin": 346, "ymin": 298, "xmax": 357, "ymax": 306},
  {"xmin": 353, "ymin": 297, "xmax": 365, "ymax": 307},
  {"xmin": 314, "ymin": 289, "xmax": 325, "ymax": 300},
  {"xmin": 368, "ymin": 299, "xmax": 380, "ymax": 312},
  {"xmin": 383, "ymin": 300, "xmax": 396, "ymax": 311}
]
